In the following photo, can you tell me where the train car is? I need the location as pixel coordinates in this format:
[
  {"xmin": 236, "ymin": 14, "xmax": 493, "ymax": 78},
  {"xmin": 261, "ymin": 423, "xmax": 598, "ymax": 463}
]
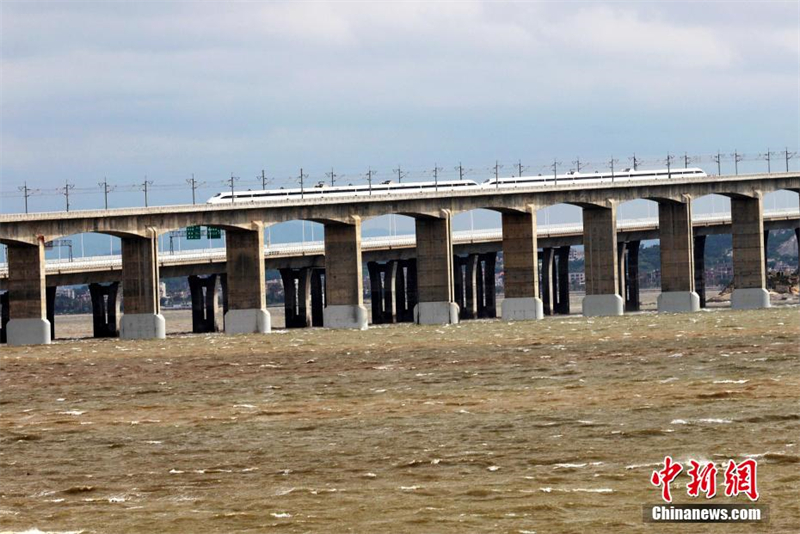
[
  {"xmin": 206, "ymin": 167, "xmax": 708, "ymax": 203},
  {"xmin": 207, "ymin": 179, "xmax": 480, "ymax": 204},
  {"xmin": 482, "ymin": 167, "xmax": 707, "ymax": 189}
]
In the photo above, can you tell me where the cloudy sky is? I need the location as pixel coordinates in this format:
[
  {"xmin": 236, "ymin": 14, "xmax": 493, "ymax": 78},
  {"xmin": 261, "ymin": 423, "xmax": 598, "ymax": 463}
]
[{"xmin": 1, "ymin": 1, "xmax": 798, "ymax": 216}]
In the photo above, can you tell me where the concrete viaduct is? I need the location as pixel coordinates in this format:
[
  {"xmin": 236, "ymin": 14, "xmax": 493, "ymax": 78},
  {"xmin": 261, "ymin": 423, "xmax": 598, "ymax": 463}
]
[{"xmin": 0, "ymin": 172, "xmax": 798, "ymax": 345}]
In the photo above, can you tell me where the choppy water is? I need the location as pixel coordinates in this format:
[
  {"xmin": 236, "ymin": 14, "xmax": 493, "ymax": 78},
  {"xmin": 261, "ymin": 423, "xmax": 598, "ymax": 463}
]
[{"xmin": 1, "ymin": 307, "xmax": 798, "ymax": 533}]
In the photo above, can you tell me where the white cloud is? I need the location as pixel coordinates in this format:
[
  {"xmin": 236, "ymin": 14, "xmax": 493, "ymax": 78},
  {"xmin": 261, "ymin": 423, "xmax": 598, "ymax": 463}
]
[{"xmin": 1, "ymin": 1, "xmax": 797, "ymax": 190}]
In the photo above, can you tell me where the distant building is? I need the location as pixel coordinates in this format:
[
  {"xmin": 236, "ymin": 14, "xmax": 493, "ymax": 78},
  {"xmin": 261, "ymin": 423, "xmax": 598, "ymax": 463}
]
[
  {"xmin": 56, "ymin": 287, "xmax": 75, "ymax": 299},
  {"xmin": 569, "ymin": 272, "xmax": 584, "ymax": 288},
  {"xmin": 569, "ymin": 248, "xmax": 583, "ymax": 261}
]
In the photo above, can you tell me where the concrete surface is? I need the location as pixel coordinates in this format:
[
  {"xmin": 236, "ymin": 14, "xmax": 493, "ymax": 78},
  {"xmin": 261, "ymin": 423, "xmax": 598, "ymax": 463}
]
[
  {"xmin": 657, "ymin": 291, "xmax": 700, "ymax": 313},
  {"xmin": 6, "ymin": 318, "xmax": 51, "ymax": 346},
  {"xmin": 731, "ymin": 288, "xmax": 771, "ymax": 310},
  {"xmin": 582, "ymin": 294, "xmax": 624, "ymax": 317},
  {"xmin": 501, "ymin": 297, "xmax": 544, "ymax": 321},
  {"xmin": 323, "ymin": 304, "xmax": 368, "ymax": 330},
  {"xmin": 223, "ymin": 308, "xmax": 271, "ymax": 334},
  {"xmin": 120, "ymin": 313, "xmax": 166, "ymax": 340},
  {"xmin": 414, "ymin": 301, "xmax": 460, "ymax": 325}
]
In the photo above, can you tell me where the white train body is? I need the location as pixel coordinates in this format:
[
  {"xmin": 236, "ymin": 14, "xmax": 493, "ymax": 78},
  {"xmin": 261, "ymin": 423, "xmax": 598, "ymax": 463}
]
[
  {"xmin": 206, "ymin": 167, "xmax": 707, "ymax": 204},
  {"xmin": 207, "ymin": 179, "xmax": 479, "ymax": 204},
  {"xmin": 483, "ymin": 167, "xmax": 706, "ymax": 188}
]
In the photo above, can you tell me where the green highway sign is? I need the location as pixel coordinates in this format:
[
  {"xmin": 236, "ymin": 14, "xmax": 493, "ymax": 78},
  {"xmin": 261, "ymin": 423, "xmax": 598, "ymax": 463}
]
[{"xmin": 186, "ymin": 226, "xmax": 201, "ymax": 240}]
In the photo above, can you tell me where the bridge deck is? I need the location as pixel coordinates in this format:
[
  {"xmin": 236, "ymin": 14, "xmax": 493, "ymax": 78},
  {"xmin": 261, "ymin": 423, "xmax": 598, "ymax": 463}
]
[{"xmin": 1, "ymin": 209, "xmax": 796, "ymax": 280}]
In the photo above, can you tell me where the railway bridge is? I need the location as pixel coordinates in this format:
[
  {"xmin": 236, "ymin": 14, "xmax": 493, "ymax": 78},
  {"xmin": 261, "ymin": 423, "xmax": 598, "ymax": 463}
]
[{"xmin": 0, "ymin": 172, "xmax": 798, "ymax": 345}]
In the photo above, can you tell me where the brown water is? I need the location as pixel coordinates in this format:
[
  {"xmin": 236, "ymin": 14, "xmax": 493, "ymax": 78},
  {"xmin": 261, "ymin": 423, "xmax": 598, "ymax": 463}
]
[{"xmin": 1, "ymin": 307, "xmax": 799, "ymax": 533}]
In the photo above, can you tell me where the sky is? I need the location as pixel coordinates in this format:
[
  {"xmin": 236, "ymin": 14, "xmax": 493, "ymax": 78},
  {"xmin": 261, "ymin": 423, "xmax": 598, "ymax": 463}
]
[{"xmin": 1, "ymin": 1, "xmax": 798, "ymax": 248}]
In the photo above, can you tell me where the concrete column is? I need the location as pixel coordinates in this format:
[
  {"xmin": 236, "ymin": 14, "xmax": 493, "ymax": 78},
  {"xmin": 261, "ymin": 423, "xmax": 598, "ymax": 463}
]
[
  {"xmin": 541, "ymin": 247, "xmax": 555, "ymax": 316},
  {"xmin": 555, "ymin": 246, "xmax": 571, "ymax": 315},
  {"xmin": 795, "ymin": 228, "xmax": 800, "ymax": 273},
  {"xmin": 626, "ymin": 241, "xmax": 641, "ymax": 312},
  {"xmin": 453, "ymin": 256, "xmax": 465, "ymax": 316},
  {"xmin": 120, "ymin": 230, "xmax": 165, "ymax": 339},
  {"xmin": 225, "ymin": 223, "xmax": 271, "ymax": 334},
  {"xmin": 657, "ymin": 200, "xmax": 700, "ymax": 313},
  {"xmin": 188, "ymin": 274, "xmax": 219, "ymax": 333},
  {"xmin": 552, "ymin": 250, "xmax": 560, "ymax": 314},
  {"xmin": 408, "ymin": 259, "xmax": 419, "ymax": 315},
  {"xmin": 367, "ymin": 261, "xmax": 385, "ymax": 324},
  {"xmin": 324, "ymin": 218, "xmax": 368, "ymax": 329},
  {"xmin": 481, "ymin": 252, "xmax": 497, "ymax": 318},
  {"xmin": 394, "ymin": 260, "xmax": 408, "ymax": 322},
  {"xmin": 582, "ymin": 205, "xmax": 624, "ymax": 316},
  {"xmin": 6, "ymin": 239, "xmax": 51, "ymax": 345},
  {"xmin": 414, "ymin": 213, "xmax": 459, "ymax": 324},
  {"xmin": 500, "ymin": 211, "xmax": 543, "ymax": 321},
  {"xmin": 383, "ymin": 261, "xmax": 397, "ymax": 324},
  {"xmin": 46, "ymin": 286, "xmax": 56, "ymax": 341},
  {"xmin": 310, "ymin": 269, "xmax": 325, "ymax": 327},
  {"xmin": 476, "ymin": 259, "xmax": 486, "ymax": 317},
  {"xmin": 763, "ymin": 230, "xmax": 770, "ymax": 287},
  {"xmin": 89, "ymin": 282, "xmax": 120, "ymax": 338},
  {"xmin": 617, "ymin": 243, "xmax": 627, "ymax": 312},
  {"xmin": 396, "ymin": 259, "xmax": 417, "ymax": 323},
  {"xmin": 280, "ymin": 268, "xmax": 298, "ymax": 327},
  {"xmin": 220, "ymin": 274, "xmax": 229, "ymax": 325},
  {"xmin": 280, "ymin": 268, "xmax": 312, "ymax": 328},
  {"xmin": 731, "ymin": 196, "xmax": 770, "ymax": 309},
  {"xmin": 297, "ymin": 267, "xmax": 312, "ymax": 327},
  {"xmin": 463, "ymin": 254, "xmax": 479, "ymax": 319},
  {"xmin": 693, "ymin": 235, "xmax": 707, "ymax": 309},
  {"xmin": 0, "ymin": 291, "xmax": 8, "ymax": 344}
]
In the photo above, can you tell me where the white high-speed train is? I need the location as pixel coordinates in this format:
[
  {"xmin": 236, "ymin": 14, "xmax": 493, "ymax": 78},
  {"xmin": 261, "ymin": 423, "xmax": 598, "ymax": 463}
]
[
  {"xmin": 206, "ymin": 179, "xmax": 479, "ymax": 204},
  {"xmin": 484, "ymin": 166, "xmax": 707, "ymax": 188},
  {"xmin": 206, "ymin": 167, "xmax": 707, "ymax": 204}
]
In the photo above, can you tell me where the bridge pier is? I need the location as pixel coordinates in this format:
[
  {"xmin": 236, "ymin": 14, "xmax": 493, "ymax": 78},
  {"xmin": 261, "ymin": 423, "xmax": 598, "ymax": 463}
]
[
  {"xmin": 477, "ymin": 252, "xmax": 497, "ymax": 318},
  {"xmin": 395, "ymin": 259, "xmax": 417, "ymax": 323},
  {"xmin": 555, "ymin": 246, "xmax": 570, "ymax": 315},
  {"xmin": 224, "ymin": 223, "xmax": 271, "ymax": 334},
  {"xmin": 582, "ymin": 204, "xmax": 624, "ymax": 316},
  {"xmin": 452, "ymin": 254, "xmax": 481, "ymax": 320},
  {"xmin": 501, "ymin": 211, "xmax": 543, "ymax": 321},
  {"xmin": 89, "ymin": 282, "xmax": 120, "ymax": 337},
  {"xmin": 693, "ymin": 235, "xmax": 706, "ymax": 308},
  {"xmin": 731, "ymin": 195, "xmax": 770, "ymax": 309},
  {"xmin": 541, "ymin": 247, "xmax": 555, "ymax": 316},
  {"xmin": 617, "ymin": 242, "xmax": 627, "ymax": 312},
  {"xmin": 219, "ymin": 273, "xmax": 229, "ymax": 329},
  {"xmin": 0, "ymin": 291, "xmax": 8, "ymax": 343},
  {"xmin": 414, "ymin": 212, "xmax": 459, "ymax": 324},
  {"xmin": 324, "ymin": 218, "xmax": 368, "ymax": 329},
  {"xmin": 463, "ymin": 254, "xmax": 479, "ymax": 319},
  {"xmin": 367, "ymin": 261, "xmax": 397, "ymax": 324},
  {"xmin": 120, "ymin": 230, "xmax": 166, "ymax": 339},
  {"xmin": 763, "ymin": 230, "xmax": 770, "ymax": 285},
  {"xmin": 657, "ymin": 199, "xmax": 700, "ymax": 313},
  {"xmin": 453, "ymin": 256, "xmax": 464, "ymax": 317},
  {"xmin": 5, "ymin": 240, "xmax": 51, "ymax": 345},
  {"xmin": 310, "ymin": 268, "xmax": 325, "ymax": 327},
  {"xmin": 625, "ymin": 240, "xmax": 641, "ymax": 312},
  {"xmin": 280, "ymin": 268, "xmax": 312, "ymax": 328},
  {"xmin": 796, "ymin": 228, "xmax": 800, "ymax": 272},
  {"xmin": 188, "ymin": 274, "xmax": 219, "ymax": 333},
  {"xmin": 46, "ymin": 286, "xmax": 56, "ymax": 340}
]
